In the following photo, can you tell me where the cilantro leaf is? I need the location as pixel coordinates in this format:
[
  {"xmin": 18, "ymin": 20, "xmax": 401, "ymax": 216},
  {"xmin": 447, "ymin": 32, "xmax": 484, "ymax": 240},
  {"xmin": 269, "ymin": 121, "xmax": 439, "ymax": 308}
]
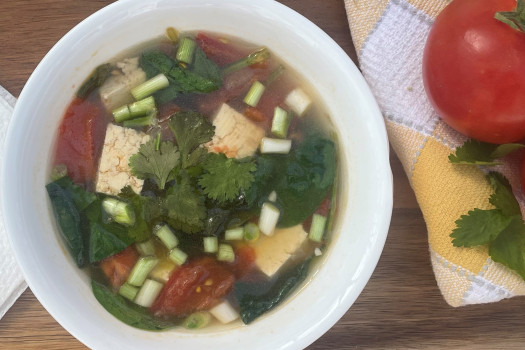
[
  {"xmin": 199, "ymin": 153, "xmax": 256, "ymax": 203},
  {"xmin": 449, "ymin": 139, "xmax": 524, "ymax": 165},
  {"xmin": 487, "ymin": 172, "xmax": 521, "ymax": 217},
  {"xmin": 129, "ymin": 139, "xmax": 180, "ymax": 190},
  {"xmin": 169, "ymin": 111, "xmax": 215, "ymax": 169},
  {"xmin": 164, "ymin": 172, "xmax": 206, "ymax": 233},
  {"xmin": 489, "ymin": 217, "xmax": 525, "ymax": 280},
  {"xmin": 450, "ymin": 208, "xmax": 513, "ymax": 247}
]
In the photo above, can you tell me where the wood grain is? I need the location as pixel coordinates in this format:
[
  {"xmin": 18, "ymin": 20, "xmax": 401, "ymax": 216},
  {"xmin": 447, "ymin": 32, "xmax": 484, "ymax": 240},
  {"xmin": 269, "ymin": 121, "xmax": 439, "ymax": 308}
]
[{"xmin": 1, "ymin": 1, "xmax": 525, "ymax": 349}]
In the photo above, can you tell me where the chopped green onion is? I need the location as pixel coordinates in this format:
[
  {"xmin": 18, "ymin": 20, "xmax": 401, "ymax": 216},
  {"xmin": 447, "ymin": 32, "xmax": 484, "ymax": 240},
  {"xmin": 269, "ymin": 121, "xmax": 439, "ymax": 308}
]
[
  {"xmin": 183, "ymin": 312, "xmax": 212, "ymax": 329},
  {"xmin": 154, "ymin": 132, "xmax": 161, "ymax": 151},
  {"xmin": 243, "ymin": 222, "xmax": 260, "ymax": 242},
  {"xmin": 209, "ymin": 300, "xmax": 239, "ymax": 324},
  {"xmin": 154, "ymin": 224, "xmax": 179, "ymax": 250},
  {"xmin": 135, "ymin": 239, "xmax": 156, "ymax": 256},
  {"xmin": 243, "ymin": 81, "xmax": 265, "ymax": 107},
  {"xmin": 221, "ymin": 47, "xmax": 270, "ymax": 76},
  {"xmin": 112, "ymin": 96, "xmax": 156, "ymax": 123},
  {"xmin": 308, "ymin": 214, "xmax": 327, "ymax": 242},
  {"xmin": 258, "ymin": 202, "xmax": 280, "ymax": 236},
  {"xmin": 134, "ymin": 279, "xmax": 163, "ymax": 307},
  {"xmin": 127, "ymin": 256, "xmax": 159, "ymax": 287},
  {"xmin": 314, "ymin": 247, "xmax": 323, "ymax": 256},
  {"xmin": 224, "ymin": 227, "xmax": 244, "ymax": 241},
  {"xmin": 260, "ymin": 137, "xmax": 292, "ymax": 154},
  {"xmin": 271, "ymin": 107, "xmax": 292, "ymax": 138},
  {"xmin": 203, "ymin": 236, "xmax": 219, "ymax": 253},
  {"xmin": 217, "ymin": 244, "xmax": 235, "ymax": 263},
  {"xmin": 118, "ymin": 283, "xmax": 139, "ymax": 301},
  {"xmin": 169, "ymin": 248, "xmax": 188, "ymax": 266},
  {"xmin": 166, "ymin": 27, "xmax": 179, "ymax": 43},
  {"xmin": 268, "ymin": 190, "xmax": 277, "ymax": 202},
  {"xmin": 131, "ymin": 73, "xmax": 170, "ymax": 100},
  {"xmin": 176, "ymin": 37, "xmax": 196, "ymax": 64},
  {"xmin": 51, "ymin": 164, "xmax": 68, "ymax": 181},
  {"xmin": 101, "ymin": 197, "xmax": 136, "ymax": 226},
  {"xmin": 284, "ymin": 87, "xmax": 312, "ymax": 117},
  {"xmin": 128, "ymin": 96, "xmax": 155, "ymax": 117},
  {"xmin": 122, "ymin": 110, "xmax": 157, "ymax": 128}
]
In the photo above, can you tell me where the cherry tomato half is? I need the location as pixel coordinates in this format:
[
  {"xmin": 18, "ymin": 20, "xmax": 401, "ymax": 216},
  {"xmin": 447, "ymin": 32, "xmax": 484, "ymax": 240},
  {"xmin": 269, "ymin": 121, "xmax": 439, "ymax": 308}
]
[{"xmin": 422, "ymin": 0, "xmax": 525, "ymax": 144}]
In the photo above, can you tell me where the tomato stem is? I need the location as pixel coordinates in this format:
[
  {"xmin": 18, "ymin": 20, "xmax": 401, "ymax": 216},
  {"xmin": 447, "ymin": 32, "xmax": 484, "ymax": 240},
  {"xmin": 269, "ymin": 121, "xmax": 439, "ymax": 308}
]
[{"xmin": 495, "ymin": 0, "xmax": 525, "ymax": 33}]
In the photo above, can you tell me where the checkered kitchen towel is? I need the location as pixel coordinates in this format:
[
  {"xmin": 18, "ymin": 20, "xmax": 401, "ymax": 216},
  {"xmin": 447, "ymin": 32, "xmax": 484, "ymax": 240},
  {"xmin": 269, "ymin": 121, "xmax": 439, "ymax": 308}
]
[{"xmin": 344, "ymin": 0, "xmax": 525, "ymax": 306}]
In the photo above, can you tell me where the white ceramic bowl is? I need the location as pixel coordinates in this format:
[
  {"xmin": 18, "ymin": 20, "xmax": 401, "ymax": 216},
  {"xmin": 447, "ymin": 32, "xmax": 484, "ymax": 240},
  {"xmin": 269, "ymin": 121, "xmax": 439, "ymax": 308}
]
[{"xmin": 1, "ymin": 0, "xmax": 392, "ymax": 349}]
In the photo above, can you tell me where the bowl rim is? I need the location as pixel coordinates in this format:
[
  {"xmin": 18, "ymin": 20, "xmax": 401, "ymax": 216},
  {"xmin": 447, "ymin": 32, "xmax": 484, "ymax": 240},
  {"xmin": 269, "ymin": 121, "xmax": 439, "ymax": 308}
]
[{"xmin": 1, "ymin": 0, "xmax": 392, "ymax": 349}]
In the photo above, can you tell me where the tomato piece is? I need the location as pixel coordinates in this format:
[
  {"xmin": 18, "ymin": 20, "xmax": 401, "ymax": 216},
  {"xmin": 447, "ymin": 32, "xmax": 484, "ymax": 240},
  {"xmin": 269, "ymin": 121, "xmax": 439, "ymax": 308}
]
[
  {"xmin": 195, "ymin": 32, "xmax": 247, "ymax": 66},
  {"xmin": 53, "ymin": 98, "xmax": 107, "ymax": 184},
  {"xmin": 99, "ymin": 246, "xmax": 138, "ymax": 289},
  {"xmin": 150, "ymin": 257, "xmax": 235, "ymax": 317},
  {"xmin": 422, "ymin": 0, "xmax": 525, "ymax": 144}
]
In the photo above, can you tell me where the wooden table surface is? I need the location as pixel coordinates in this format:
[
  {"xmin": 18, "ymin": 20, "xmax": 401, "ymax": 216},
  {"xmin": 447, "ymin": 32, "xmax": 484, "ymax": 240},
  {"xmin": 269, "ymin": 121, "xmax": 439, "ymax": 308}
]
[{"xmin": 2, "ymin": 1, "xmax": 525, "ymax": 349}]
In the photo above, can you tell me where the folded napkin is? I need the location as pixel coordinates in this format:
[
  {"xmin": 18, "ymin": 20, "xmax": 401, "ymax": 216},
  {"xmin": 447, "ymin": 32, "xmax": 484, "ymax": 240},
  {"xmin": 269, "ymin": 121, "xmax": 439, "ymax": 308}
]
[
  {"xmin": 0, "ymin": 85, "xmax": 27, "ymax": 319},
  {"xmin": 344, "ymin": 0, "xmax": 525, "ymax": 306}
]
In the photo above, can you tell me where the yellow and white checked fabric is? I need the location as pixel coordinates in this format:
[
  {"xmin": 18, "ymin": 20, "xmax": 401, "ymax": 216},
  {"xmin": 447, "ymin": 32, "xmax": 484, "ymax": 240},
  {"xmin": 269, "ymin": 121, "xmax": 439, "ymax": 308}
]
[{"xmin": 344, "ymin": 0, "xmax": 525, "ymax": 306}]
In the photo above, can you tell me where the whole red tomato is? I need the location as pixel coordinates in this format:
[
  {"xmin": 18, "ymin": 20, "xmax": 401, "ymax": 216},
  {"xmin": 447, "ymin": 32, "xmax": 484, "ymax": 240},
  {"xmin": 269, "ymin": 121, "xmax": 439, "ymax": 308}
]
[{"xmin": 423, "ymin": 0, "xmax": 525, "ymax": 144}]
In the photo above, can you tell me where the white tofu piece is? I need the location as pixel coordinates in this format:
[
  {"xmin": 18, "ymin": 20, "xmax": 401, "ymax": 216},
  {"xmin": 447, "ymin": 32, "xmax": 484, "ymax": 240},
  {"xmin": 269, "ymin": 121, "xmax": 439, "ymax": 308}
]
[
  {"xmin": 284, "ymin": 88, "xmax": 312, "ymax": 117},
  {"xmin": 250, "ymin": 225, "xmax": 308, "ymax": 278},
  {"xmin": 206, "ymin": 103, "xmax": 266, "ymax": 159},
  {"xmin": 99, "ymin": 57, "xmax": 146, "ymax": 111},
  {"xmin": 95, "ymin": 123, "xmax": 150, "ymax": 195}
]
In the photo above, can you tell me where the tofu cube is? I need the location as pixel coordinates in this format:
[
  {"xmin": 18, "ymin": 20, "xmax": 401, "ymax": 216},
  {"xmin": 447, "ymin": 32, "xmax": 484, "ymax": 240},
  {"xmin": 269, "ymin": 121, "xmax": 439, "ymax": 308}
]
[
  {"xmin": 95, "ymin": 123, "xmax": 150, "ymax": 195},
  {"xmin": 250, "ymin": 225, "xmax": 308, "ymax": 278},
  {"xmin": 206, "ymin": 103, "xmax": 266, "ymax": 159}
]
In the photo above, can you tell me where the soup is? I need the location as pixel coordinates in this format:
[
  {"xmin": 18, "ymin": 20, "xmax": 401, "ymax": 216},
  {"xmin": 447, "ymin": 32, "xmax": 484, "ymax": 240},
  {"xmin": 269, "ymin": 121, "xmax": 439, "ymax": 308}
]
[{"xmin": 46, "ymin": 29, "xmax": 337, "ymax": 331}]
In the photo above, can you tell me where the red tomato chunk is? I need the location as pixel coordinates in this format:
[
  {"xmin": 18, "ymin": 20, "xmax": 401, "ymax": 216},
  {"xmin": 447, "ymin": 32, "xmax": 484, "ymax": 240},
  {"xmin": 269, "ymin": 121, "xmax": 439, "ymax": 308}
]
[
  {"xmin": 150, "ymin": 257, "xmax": 235, "ymax": 317},
  {"xmin": 100, "ymin": 246, "xmax": 139, "ymax": 289}
]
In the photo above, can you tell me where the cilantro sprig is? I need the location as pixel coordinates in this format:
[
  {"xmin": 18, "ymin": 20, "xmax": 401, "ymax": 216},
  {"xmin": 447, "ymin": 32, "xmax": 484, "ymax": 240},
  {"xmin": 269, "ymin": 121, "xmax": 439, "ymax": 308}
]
[
  {"xmin": 199, "ymin": 153, "xmax": 257, "ymax": 203},
  {"xmin": 450, "ymin": 171, "xmax": 525, "ymax": 279},
  {"xmin": 449, "ymin": 139, "xmax": 524, "ymax": 165}
]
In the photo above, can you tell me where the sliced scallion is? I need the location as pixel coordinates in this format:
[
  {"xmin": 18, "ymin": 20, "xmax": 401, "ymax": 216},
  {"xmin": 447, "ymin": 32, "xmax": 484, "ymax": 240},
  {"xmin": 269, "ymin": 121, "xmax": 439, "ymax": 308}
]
[
  {"xmin": 243, "ymin": 81, "xmax": 265, "ymax": 107},
  {"xmin": 134, "ymin": 279, "xmax": 163, "ymax": 307},
  {"xmin": 101, "ymin": 197, "xmax": 136, "ymax": 226},
  {"xmin": 308, "ymin": 214, "xmax": 327, "ymax": 243},
  {"xmin": 183, "ymin": 312, "xmax": 212, "ymax": 329},
  {"xmin": 135, "ymin": 239, "xmax": 156, "ymax": 256},
  {"xmin": 166, "ymin": 27, "xmax": 179, "ymax": 43},
  {"xmin": 209, "ymin": 300, "xmax": 239, "ymax": 324},
  {"xmin": 284, "ymin": 87, "xmax": 312, "ymax": 117},
  {"xmin": 127, "ymin": 256, "xmax": 159, "ymax": 287},
  {"xmin": 154, "ymin": 224, "xmax": 179, "ymax": 250},
  {"xmin": 176, "ymin": 37, "xmax": 196, "ymax": 64},
  {"xmin": 131, "ymin": 73, "xmax": 169, "ymax": 100},
  {"xmin": 268, "ymin": 190, "xmax": 277, "ymax": 202},
  {"xmin": 271, "ymin": 107, "xmax": 292, "ymax": 138},
  {"xmin": 258, "ymin": 202, "xmax": 280, "ymax": 236},
  {"xmin": 118, "ymin": 282, "xmax": 139, "ymax": 301},
  {"xmin": 51, "ymin": 163, "xmax": 68, "ymax": 181},
  {"xmin": 217, "ymin": 244, "xmax": 235, "ymax": 263},
  {"xmin": 169, "ymin": 248, "xmax": 188, "ymax": 266},
  {"xmin": 203, "ymin": 236, "xmax": 218, "ymax": 253},
  {"xmin": 243, "ymin": 222, "xmax": 260, "ymax": 242},
  {"xmin": 128, "ymin": 96, "xmax": 155, "ymax": 117},
  {"xmin": 260, "ymin": 137, "xmax": 292, "ymax": 154},
  {"xmin": 224, "ymin": 227, "xmax": 244, "ymax": 241},
  {"xmin": 221, "ymin": 47, "xmax": 270, "ymax": 76},
  {"xmin": 112, "ymin": 105, "xmax": 132, "ymax": 123},
  {"xmin": 121, "ymin": 109, "xmax": 157, "ymax": 128}
]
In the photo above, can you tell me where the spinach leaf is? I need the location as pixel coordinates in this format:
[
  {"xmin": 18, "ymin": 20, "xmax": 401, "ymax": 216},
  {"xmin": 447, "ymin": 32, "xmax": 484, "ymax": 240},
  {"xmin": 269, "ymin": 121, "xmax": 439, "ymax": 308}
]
[
  {"xmin": 91, "ymin": 280, "xmax": 177, "ymax": 331},
  {"xmin": 89, "ymin": 222, "xmax": 128, "ymax": 263},
  {"xmin": 52, "ymin": 176, "xmax": 97, "ymax": 211},
  {"xmin": 235, "ymin": 257, "xmax": 312, "ymax": 324},
  {"xmin": 276, "ymin": 135, "xmax": 336, "ymax": 227},
  {"xmin": 46, "ymin": 181, "xmax": 86, "ymax": 267}
]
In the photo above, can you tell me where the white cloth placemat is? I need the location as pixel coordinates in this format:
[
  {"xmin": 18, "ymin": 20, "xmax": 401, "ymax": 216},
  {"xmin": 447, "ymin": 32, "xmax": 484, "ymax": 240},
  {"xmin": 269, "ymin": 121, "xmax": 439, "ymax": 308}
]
[{"xmin": 0, "ymin": 85, "xmax": 27, "ymax": 319}]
